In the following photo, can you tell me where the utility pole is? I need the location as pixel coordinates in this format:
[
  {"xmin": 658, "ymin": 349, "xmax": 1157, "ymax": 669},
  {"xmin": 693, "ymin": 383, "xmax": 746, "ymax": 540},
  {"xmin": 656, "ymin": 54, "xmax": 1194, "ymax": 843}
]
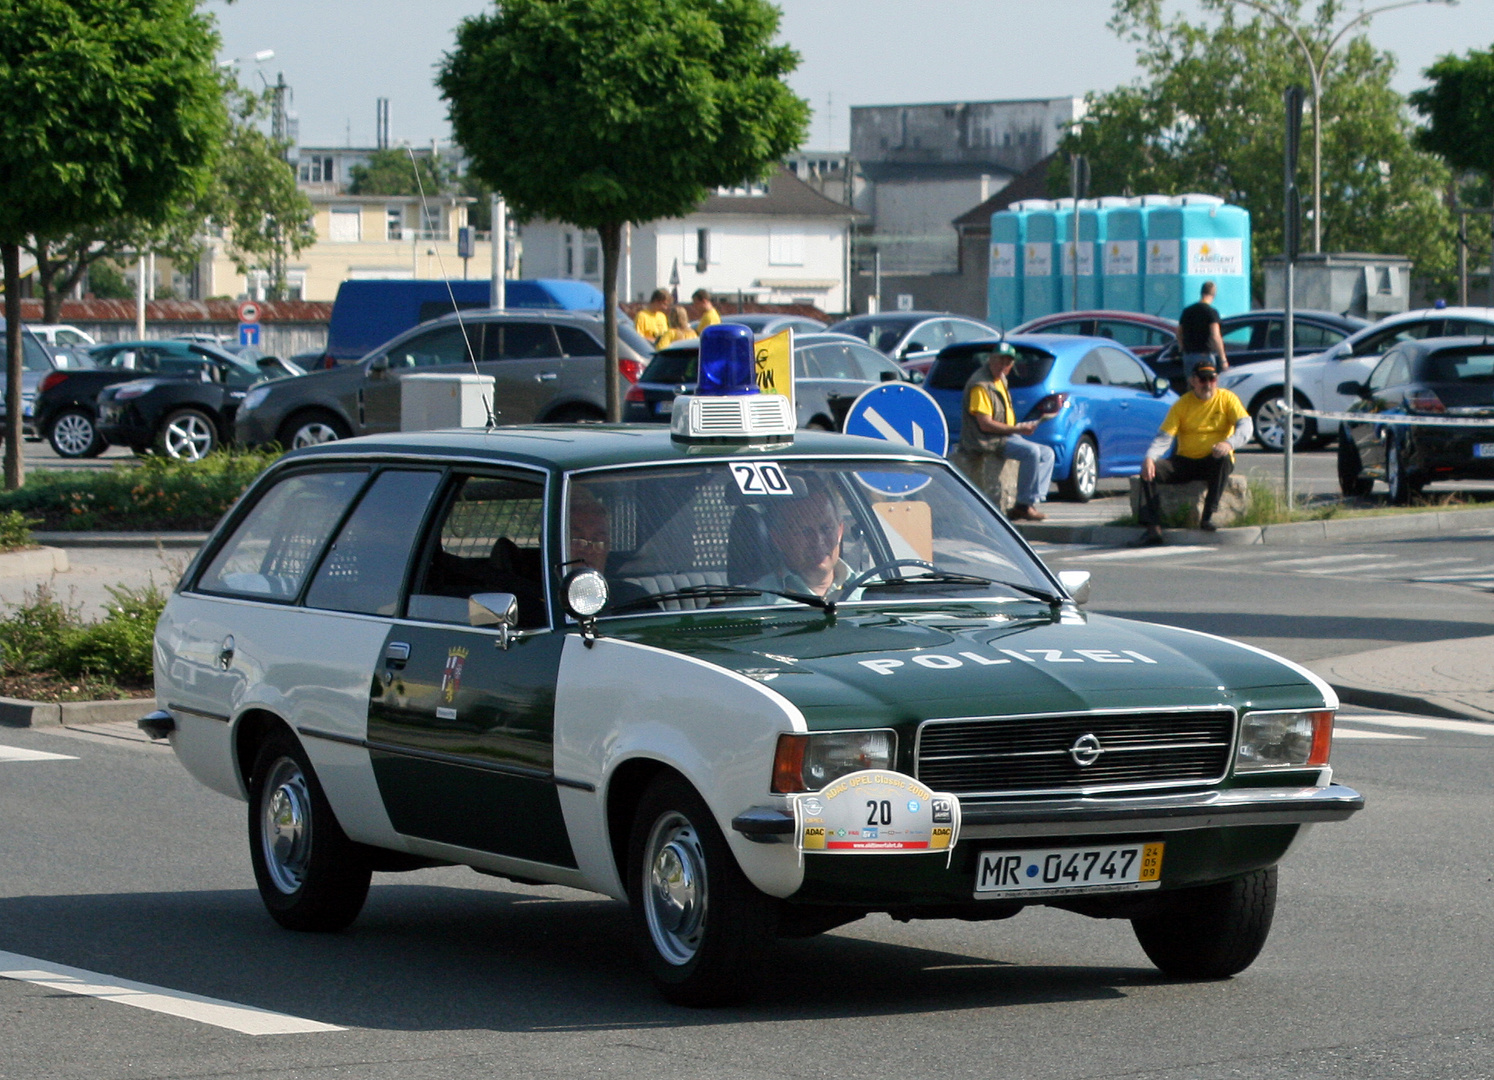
[
  {"xmin": 1283, "ymin": 85, "xmax": 1305, "ymax": 508},
  {"xmin": 1069, "ymin": 154, "xmax": 1088, "ymax": 312},
  {"xmin": 269, "ymin": 73, "xmax": 291, "ymax": 299}
]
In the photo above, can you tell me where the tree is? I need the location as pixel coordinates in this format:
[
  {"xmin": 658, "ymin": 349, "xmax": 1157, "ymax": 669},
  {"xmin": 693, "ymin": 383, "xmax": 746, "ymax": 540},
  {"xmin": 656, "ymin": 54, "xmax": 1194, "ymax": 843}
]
[
  {"xmin": 1055, "ymin": 0, "xmax": 1455, "ymax": 298},
  {"xmin": 348, "ymin": 148, "xmax": 450, "ymax": 197},
  {"xmin": 439, "ymin": 0, "xmax": 810, "ymax": 421},
  {"xmin": 0, "ymin": 0, "xmax": 224, "ymax": 488}
]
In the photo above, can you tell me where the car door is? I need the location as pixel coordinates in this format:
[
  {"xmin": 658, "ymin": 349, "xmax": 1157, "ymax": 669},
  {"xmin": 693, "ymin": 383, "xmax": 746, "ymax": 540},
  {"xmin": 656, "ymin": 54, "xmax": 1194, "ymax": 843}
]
[
  {"xmin": 367, "ymin": 470, "xmax": 575, "ymax": 867},
  {"xmin": 1097, "ymin": 346, "xmax": 1164, "ymax": 471},
  {"xmin": 478, "ymin": 321, "xmax": 566, "ymax": 424},
  {"xmin": 1351, "ymin": 350, "xmax": 1412, "ymax": 474},
  {"xmin": 1069, "ymin": 349, "xmax": 1120, "ymax": 463},
  {"xmin": 362, "ymin": 323, "xmax": 485, "ymax": 432}
]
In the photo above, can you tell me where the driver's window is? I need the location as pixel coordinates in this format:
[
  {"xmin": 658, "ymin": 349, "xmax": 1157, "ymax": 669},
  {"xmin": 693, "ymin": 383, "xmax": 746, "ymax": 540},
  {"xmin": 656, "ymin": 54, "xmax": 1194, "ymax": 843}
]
[
  {"xmin": 1367, "ymin": 351, "xmax": 1404, "ymax": 393},
  {"xmin": 1355, "ymin": 321, "xmax": 1433, "ymax": 357},
  {"xmin": 1072, "ymin": 353, "xmax": 1108, "ymax": 386},
  {"xmin": 390, "ymin": 325, "xmax": 478, "ymax": 369}
]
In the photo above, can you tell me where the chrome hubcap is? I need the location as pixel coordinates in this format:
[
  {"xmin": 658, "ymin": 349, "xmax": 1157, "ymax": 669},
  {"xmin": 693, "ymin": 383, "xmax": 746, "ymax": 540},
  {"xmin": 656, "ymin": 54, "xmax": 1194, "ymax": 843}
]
[
  {"xmin": 164, "ymin": 414, "xmax": 214, "ymax": 460},
  {"xmin": 260, "ymin": 758, "xmax": 312, "ymax": 894},
  {"xmin": 1255, "ymin": 397, "xmax": 1305, "ymax": 451},
  {"xmin": 292, "ymin": 422, "xmax": 341, "ymax": 448},
  {"xmin": 52, "ymin": 413, "xmax": 95, "ymax": 456},
  {"xmin": 644, "ymin": 811, "xmax": 707, "ymax": 965},
  {"xmin": 1073, "ymin": 441, "xmax": 1097, "ymax": 496}
]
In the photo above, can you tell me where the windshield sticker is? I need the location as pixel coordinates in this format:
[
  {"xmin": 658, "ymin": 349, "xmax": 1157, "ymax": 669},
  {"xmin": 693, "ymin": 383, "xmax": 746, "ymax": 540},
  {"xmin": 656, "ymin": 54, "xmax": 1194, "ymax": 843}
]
[
  {"xmin": 730, "ymin": 461, "xmax": 793, "ymax": 496},
  {"xmin": 858, "ymin": 647, "xmax": 1156, "ymax": 675}
]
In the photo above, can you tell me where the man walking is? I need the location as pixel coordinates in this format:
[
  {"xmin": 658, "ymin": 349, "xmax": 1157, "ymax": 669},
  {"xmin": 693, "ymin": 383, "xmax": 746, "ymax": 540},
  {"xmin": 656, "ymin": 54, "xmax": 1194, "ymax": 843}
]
[
  {"xmin": 958, "ymin": 342, "xmax": 1055, "ymax": 522},
  {"xmin": 1177, "ymin": 280, "xmax": 1228, "ymax": 380},
  {"xmin": 634, "ymin": 288, "xmax": 671, "ymax": 344},
  {"xmin": 692, "ymin": 288, "xmax": 721, "ymax": 331},
  {"xmin": 1135, "ymin": 360, "xmax": 1252, "ymax": 544}
]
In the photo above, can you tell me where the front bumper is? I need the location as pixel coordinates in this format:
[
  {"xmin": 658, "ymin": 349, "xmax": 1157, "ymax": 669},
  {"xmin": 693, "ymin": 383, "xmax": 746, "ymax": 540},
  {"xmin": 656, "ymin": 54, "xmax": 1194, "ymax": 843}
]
[{"xmin": 234, "ymin": 408, "xmax": 278, "ymax": 447}]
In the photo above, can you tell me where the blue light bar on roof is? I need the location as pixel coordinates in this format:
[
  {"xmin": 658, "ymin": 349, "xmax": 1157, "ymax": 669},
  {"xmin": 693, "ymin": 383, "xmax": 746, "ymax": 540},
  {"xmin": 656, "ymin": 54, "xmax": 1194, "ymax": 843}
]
[{"xmin": 696, "ymin": 323, "xmax": 759, "ymax": 396}]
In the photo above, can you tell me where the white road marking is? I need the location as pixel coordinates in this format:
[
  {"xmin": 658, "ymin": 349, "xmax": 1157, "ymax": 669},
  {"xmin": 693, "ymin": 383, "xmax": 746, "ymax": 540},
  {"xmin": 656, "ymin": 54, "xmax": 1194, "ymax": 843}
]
[
  {"xmin": 1261, "ymin": 553, "xmax": 1405, "ymax": 568},
  {"xmin": 0, "ymin": 951, "xmax": 343, "ymax": 1035},
  {"xmin": 1295, "ymin": 559, "xmax": 1401, "ymax": 575},
  {"xmin": 1409, "ymin": 566, "xmax": 1494, "ymax": 582},
  {"xmin": 0, "ymin": 745, "xmax": 77, "ymax": 762},
  {"xmin": 1068, "ymin": 545, "xmax": 1212, "ymax": 561},
  {"xmin": 1333, "ymin": 727, "xmax": 1424, "ymax": 740},
  {"xmin": 1335, "ymin": 714, "xmax": 1494, "ymax": 737}
]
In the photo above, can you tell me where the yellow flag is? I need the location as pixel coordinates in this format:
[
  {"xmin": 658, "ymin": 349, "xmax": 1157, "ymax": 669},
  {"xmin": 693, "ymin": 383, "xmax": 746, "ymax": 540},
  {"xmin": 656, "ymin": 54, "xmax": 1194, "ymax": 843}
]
[{"xmin": 753, "ymin": 328, "xmax": 795, "ymax": 411}]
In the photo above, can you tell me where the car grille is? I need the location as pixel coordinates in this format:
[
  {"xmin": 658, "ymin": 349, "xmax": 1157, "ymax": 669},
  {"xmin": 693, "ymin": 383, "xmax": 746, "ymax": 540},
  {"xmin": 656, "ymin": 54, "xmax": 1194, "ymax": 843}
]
[{"xmin": 915, "ymin": 709, "xmax": 1235, "ymax": 796}]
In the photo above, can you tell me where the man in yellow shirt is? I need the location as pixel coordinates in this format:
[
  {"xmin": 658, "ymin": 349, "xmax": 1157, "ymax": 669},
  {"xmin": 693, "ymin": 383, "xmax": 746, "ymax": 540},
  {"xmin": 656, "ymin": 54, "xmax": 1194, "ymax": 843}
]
[
  {"xmin": 692, "ymin": 288, "xmax": 721, "ymax": 331},
  {"xmin": 634, "ymin": 288, "xmax": 671, "ymax": 344},
  {"xmin": 957, "ymin": 342, "xmax": 1055, "ymax": 521},
  {"xmin": 1135, "ymin": 361, "xmax": 1253, "ymax": 544}
]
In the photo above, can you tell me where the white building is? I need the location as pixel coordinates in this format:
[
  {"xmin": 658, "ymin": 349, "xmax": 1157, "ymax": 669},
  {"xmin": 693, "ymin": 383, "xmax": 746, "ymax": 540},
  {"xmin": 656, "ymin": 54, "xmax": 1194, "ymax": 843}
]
[{"xmin": 520, "ymin": 167, "xmax": 863, "ymax": 313}]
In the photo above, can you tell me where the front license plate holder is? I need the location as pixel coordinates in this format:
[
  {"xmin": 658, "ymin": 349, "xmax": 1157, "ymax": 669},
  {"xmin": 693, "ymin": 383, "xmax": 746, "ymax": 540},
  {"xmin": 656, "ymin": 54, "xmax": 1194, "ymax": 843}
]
[{"xmin": 974, "ymin": 841, "xmax": 1164, "ymax": 899}]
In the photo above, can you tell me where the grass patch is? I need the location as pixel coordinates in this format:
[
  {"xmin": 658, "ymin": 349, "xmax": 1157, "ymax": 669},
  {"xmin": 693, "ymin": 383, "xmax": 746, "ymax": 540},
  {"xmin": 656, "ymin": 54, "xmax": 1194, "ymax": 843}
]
[
  {"xmin": 0, "ymin": 448, "xmax": 278, "ymax": 530},
  {"xmin": 0, "ymin": 582, "xmax": 165, "ymax": 701},
  {"xmin": 0, "ymin": 510, "xmax": 35, "ymax": 552}
]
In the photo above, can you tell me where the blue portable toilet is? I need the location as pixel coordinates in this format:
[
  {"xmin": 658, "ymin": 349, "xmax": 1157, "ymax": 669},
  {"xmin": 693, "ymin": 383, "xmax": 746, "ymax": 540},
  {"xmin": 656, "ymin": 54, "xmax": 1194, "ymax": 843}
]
[
  {"xmin": 1143, "ymin": 195, "xmax": 1251, "ymax": 320},
  {"xmin": 1068, "ymin": 200, "xmax": 1105, "ymax": 310},
  {"xmin": 988, "ymin": 209, "xmax": 1025, "ymax": 329},
  {"xmin": 1020, "ymin": 201, "xmax": 1060, "ymax": 322},
  {"xmin": 1096, "ymin": 197, "xmax": 1139, "ymax": 312}
]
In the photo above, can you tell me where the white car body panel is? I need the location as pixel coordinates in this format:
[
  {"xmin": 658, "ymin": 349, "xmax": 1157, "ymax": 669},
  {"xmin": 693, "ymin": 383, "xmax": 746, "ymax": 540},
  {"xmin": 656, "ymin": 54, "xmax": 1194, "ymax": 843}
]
[{"xmin": 552, "ymin": 635, "xmax": 808, "ymax": 900}]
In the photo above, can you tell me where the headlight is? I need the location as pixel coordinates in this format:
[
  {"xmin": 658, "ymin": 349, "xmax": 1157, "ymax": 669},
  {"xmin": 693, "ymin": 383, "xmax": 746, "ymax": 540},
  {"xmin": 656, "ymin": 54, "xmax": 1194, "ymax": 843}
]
[
  {"xmin": 241, "ymin": 386, "xmax": 271, "ymax": 412},
  {"xmin": 112, "ymin": 380, "xmax": 157, "ymax": 401},
  {"xmin": 771, "ymin": 730, "xmax": 896, "ymax": 793},
  {"xmin": 1235, "ymin": 709, "xmax": 1334, "ymax": 771}
]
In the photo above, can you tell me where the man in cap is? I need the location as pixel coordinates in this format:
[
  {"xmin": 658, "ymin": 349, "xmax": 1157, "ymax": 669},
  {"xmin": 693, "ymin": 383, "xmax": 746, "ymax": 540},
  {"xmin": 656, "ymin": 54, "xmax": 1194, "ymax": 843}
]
[
  {"xmin": 958, "ymin": 341, "xmax": 1056, "ymax": 522},
  {"xmin": 1135, "ymin": 360, "xmax": 1252, "ymax": 544}
]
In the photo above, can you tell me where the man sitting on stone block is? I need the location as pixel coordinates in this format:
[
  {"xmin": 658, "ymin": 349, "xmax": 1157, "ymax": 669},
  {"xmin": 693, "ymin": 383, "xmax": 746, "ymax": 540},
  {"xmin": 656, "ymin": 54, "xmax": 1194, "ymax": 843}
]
[
  {"xmin": 1135, "ymin": 361, "xmax": 1252, "ymax": 545},
  {"xmin": 958, "ymin": 341, "xmax": 1056, "ymax": 522}
]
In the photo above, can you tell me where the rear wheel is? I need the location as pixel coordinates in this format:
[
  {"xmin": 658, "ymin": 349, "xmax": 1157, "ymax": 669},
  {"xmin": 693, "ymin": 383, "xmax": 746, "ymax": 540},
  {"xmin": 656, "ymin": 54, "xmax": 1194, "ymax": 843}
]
[
  {"xmin": 1058, "ymin": 435, "xmax": 1099, "ymax": 502},
  {"xmin": 247, "ymin": 729, "xmax": 371, "ymax": 932},
  {"xmin": 156, "ymin": 408, "xmax": 218, "ymax": 461},
  {"xmin": 278, "ymin": 410, "xmax": 350, "ymax": 450},
  {"xmin": 1250, "ymin": 392, "xmax": 1315, "ymax": 453},
  {"xmin": 627, "ymin": 774, "xmax": 776, "ymax": 1006},
  {"xmin": 48, "ymin": 409, "xmax": 105, "ymax": 458},
  {"xmin": 1133, "ymin": 867, "xmax": 1277, "ymax": 979},
  {"xmin": 1337, "ymin": 437, "xmax": 1373, "ymax": 497}
]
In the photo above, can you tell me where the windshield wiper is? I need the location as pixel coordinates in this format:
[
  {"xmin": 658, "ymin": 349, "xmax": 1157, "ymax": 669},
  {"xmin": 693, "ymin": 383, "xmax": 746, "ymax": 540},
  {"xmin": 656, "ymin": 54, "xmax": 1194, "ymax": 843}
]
[
  {"xmin": 609, "ymin": 583, "xmax": 834, "ymax": 614},
  {"xmin": 859, "ymin": 571, "xmax": 1063, "ymax": 607}
]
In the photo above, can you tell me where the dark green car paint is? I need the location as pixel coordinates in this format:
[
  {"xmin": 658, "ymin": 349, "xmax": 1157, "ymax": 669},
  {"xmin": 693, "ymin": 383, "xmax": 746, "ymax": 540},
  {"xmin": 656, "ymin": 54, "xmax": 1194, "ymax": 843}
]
[{"xmin": 369, "ymin": 623, "xmax": 575, "ymax": 867}]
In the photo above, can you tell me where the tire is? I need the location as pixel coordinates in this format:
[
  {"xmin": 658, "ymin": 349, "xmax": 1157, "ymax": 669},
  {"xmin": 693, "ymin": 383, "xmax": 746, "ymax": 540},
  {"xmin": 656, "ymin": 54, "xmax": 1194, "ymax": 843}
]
[
  {"xmin": 156, "ymin": 407, "xmax": 218, "ymax": 461},
  {"xmin": 1386, "ymin": 437, "xmax": 1423, "ymax": 506},
  {"xmin": 1058, "ymin": 435, "xmax": 1099, "ymax": 502},
  {"xmin": 1132, "ymin": 867, "xmax": 1277, "ymax": 979},
  {"xmin": 1336, "ymin": 437, "xmax": 1373, "ymax": 497},
  {"xmin": 1250, "ymin": 392, "xmax": 1315, "ymax": 453},
  {"xmin": 278, "ymin": 410, "xmax": 350, "ymax": 450},
  {"xmin": 48, "ymin": 408, "xmax": 106, "ymax": 458},
  {"xmin": 247, "ymin": 729, "xmax": 371, "ymax": 932},
  {"xmin": 627, "ymin": 773, "xmax": 777, "ymax": 1007}
]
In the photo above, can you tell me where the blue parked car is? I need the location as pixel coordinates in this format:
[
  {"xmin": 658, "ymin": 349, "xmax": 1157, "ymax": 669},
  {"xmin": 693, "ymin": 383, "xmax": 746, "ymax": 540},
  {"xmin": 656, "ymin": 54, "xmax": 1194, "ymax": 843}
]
[{"xmin": 924, "ymin": 334, "xmax": 1177, "ymax": 502}]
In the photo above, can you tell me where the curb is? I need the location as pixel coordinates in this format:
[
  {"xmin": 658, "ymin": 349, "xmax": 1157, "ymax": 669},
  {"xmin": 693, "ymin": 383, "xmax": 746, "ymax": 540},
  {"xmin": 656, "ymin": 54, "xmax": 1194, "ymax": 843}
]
[
  {"xmin": 1016, "ymin": 504, "xmax": 1494, "ymax": 547},
  {"xmin": 0, "ymin": 695, "xmax": 156, "ymax": 728},
  {"xmin": 32, "ymin": 532, "xmax": 208, "ymax": 550},
  {"xmin": 0, "ymin": 546, "xmax": 70, "ymax": 576},
  {"xmin": 1322, "ymin": 683, "xmax": 1494, "ymax": 724}
]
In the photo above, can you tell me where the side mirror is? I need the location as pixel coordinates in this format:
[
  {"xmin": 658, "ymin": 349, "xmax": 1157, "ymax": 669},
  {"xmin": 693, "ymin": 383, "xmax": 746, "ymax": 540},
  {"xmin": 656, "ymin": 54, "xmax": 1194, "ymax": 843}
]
[
  {"xmin": 1337, "ymin": 379, "xmax": 1369, "ymax": 398},
  {"xmin": 902, "ymin": 341, "xmax": 926, "ymax": 357},
  {"xmin": 368, "ymin": 354, "xmax": 389, "ymax": 376},
  {"xmin": 906, "ymin": 369, "xmax": 926, "ymax": 384},
  {"xmin": 1153, "ymin": 376, "xmax": 1170, "ymax": 395},
  {"xmin": 1056, "ymin": 569, "xmax": 1091, "ymax": 606},
  {"xmin": 469, "ymin": 592, "xmax": 520, "ymax": 648}
]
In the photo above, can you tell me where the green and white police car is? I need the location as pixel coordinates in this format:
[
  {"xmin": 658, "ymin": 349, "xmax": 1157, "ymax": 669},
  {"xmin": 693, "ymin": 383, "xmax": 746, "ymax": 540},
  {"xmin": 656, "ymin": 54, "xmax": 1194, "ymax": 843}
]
[{"xmin": 146, "ymin": 337, "xmax": 1362, "ymax": 1007}]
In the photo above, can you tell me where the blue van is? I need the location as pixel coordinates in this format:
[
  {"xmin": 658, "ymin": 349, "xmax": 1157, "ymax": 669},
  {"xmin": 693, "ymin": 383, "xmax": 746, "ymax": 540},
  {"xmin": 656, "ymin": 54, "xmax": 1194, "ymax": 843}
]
[{"xmin": 326, "ymin": 279, "xmax": 606, "ymax": 363}]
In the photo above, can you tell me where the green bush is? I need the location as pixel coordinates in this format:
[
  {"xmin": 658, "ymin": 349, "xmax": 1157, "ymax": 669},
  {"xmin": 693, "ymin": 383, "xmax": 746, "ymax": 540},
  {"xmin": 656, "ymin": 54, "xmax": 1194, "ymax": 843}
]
[
  {"xmin": 0, "ymin": 582, "xmax": 166, "ymax": 689},
  {"xmin": 0, "ymin": 447, "xmax": 278, "ymax": 530},
  {"xmin": 0, "ymin": 509, "xmax": 35, "ymax": 551}
]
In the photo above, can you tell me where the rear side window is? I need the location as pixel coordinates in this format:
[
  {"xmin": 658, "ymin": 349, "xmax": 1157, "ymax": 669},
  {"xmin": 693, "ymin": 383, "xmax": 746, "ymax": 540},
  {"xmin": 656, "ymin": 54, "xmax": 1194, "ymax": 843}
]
[
  {"xmin": 1005, "ymin": 348, "xmax": 1056, "ymax": 389},
  {"xmin": 1096, "ymin": 320, "xmax": 1161, "ymax": 347},
  {"xmin": 198, "ymin": 470, "xmax": 367, "ymax": 600},
  {"xmin": 640, "ymin": 348, "xmax": 698, "ymax": 384},
  {"xmin": 304, "ymin": 470, "xmax": 443, "ymax": 616},
  {"xmin": 488, "ymin": 323, "xmax": 560, "ymax": 360},
  {"xmin": 555, "ymin": 325, "xmax": 602, "ymax": 356}
]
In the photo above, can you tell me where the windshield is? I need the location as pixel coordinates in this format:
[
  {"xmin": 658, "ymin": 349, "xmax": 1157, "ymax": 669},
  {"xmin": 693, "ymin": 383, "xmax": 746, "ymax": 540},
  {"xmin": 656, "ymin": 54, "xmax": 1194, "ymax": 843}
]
[
  {"xmin": 568, "ymin": 459, "xmax": 1055, "ymax": 615},
  {"xmin": 827, "ymin": 318, "xmax": 917, "ymax": 353}
]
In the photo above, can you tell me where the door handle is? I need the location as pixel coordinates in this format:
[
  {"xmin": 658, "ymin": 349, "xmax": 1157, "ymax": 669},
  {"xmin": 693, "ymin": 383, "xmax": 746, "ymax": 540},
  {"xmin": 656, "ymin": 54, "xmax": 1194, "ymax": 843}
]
[
  {"xmin": 535, "ymin": 372, "xmax": 558, "ymax": 382},
  {"xmin": 384, "ymin": 641, "xmax": 410, "ymax": 669},
  {"xmin": 218, "ymin": 635, "xmax": 235, "ymax": 671}
]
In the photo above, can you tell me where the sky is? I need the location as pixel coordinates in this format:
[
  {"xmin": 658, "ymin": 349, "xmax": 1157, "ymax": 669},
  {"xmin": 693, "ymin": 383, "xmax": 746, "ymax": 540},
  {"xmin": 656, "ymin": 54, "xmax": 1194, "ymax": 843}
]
[{"xmin": 211, "ymin": 0, "xmax": 1492, "ymax": 151}]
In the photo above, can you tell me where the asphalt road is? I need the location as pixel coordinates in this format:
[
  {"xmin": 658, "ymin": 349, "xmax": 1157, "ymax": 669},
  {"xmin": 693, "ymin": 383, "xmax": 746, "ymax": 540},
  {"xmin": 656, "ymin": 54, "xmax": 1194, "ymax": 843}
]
[{"xmin": 2, "ymin": 703, "xmax": 1491, "ymax": 1080}]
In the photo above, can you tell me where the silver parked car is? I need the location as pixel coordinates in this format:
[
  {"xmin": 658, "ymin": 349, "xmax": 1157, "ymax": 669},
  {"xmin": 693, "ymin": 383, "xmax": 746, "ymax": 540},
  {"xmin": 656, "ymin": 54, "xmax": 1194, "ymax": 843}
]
[{"xmin": 234, "ymin": 309, "xmax": 655, "ymax": 449}]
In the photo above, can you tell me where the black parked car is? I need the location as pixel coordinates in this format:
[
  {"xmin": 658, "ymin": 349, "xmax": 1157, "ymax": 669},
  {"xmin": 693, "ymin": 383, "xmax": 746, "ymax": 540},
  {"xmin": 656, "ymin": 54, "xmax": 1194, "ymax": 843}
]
[
  {"xmin": 1151, "ymin": 309, "xmax": 1367, "ymax": 393},
  {"xmin": 36, "ymin": 339, "xmax": 299, "ymax": 460},
  {"xmin": 1337, "ymin": 337, "xmax": 1494, "ymax": 504}
]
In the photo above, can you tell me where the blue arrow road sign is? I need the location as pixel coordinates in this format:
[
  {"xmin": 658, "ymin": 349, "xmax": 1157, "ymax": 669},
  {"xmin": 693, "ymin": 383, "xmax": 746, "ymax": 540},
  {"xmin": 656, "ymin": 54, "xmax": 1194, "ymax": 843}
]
[
  {"xmin": 842, "ymin": 382, "xmax": 949, "ymax": 494},
  {"xmin": 239, "ymin": 323, "xmax": 261, "ymax": 346}
]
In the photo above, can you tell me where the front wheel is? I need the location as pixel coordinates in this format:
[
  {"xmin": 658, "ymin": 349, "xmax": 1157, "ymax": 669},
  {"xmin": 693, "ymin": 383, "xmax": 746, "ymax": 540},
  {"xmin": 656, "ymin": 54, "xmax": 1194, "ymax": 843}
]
[
  {"xmin": 157, "ymin": 408, "xmax": 218, "ymax": 461},
  {"xmin": 279, "ymin": 410, "xmax": 351, "ymax": 450},
  {"xmin": 1058, "ymin": 435, "xmax": 1098, "ymax": 502},
  {"xmin": 627, "ymin": 774, "xmax": 776, "ymax": 1006},
  {"xmin": 48, "ymin": 409, "xmax": 106, "ymax": 458},
  {"xmin": 1132, "ymin": 867, "xmax": 1276, "ymax": 979},
  {"xmin": 248, "ymin": 730, "xmax": 371, "ymax": 932},
  {"xmin": 1251, "ymin": 393, "xmax": 1315, "ymax": 453}
]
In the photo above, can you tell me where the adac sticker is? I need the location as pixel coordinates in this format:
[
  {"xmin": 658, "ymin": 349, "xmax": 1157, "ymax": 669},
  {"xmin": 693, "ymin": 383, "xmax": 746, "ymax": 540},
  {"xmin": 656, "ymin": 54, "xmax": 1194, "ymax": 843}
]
[
  {"xmin": 793, "ymin": 770, "xmax": 960, "ymax": 856},
  {"xmin": 440, "ymin": 646, "xmax": 468, "ymax": 703}
]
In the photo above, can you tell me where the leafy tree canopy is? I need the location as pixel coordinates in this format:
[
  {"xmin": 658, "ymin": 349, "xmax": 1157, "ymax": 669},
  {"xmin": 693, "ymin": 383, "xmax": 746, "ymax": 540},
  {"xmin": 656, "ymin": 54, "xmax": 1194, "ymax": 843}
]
[
  {"xmin": 348, "ymin": 148, "xmax": 451, "ymax": 197},
  {"xmin": 1055, "ymin": 0, "xmax": 1455, "ymax": 291},
  {"xmin": 1410, "ymin": 44, "xmax": 1494, "ymax": 181}
]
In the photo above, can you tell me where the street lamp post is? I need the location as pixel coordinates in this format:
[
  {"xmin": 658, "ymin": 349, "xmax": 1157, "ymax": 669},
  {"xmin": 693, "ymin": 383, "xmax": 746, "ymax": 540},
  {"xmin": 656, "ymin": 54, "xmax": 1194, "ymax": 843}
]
[{"xmin": 1227, "ymin": 0, "xmax": 1455, "ymax": 253}]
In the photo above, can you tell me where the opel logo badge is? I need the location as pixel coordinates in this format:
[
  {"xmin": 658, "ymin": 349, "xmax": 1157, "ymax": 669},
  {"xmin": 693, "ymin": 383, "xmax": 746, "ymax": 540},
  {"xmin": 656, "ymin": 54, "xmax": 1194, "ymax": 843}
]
[{"xmin": 1069, "ymin": 733, "xmax": 1103, "ymax": 767}]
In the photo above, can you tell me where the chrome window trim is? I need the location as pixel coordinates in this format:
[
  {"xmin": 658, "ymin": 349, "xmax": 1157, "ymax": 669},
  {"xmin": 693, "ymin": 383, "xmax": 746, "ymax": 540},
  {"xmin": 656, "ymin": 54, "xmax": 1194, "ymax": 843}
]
[{"xmin": 914, "ymin": 704, "xmax": 1239, "ymax": 799}]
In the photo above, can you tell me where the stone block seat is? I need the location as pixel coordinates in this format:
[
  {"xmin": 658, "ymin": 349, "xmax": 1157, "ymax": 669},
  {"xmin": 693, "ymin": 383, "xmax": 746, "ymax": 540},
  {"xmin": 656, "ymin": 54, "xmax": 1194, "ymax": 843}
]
[
  {"xmin": 949, "ymin": 449, "xmax": 1021, "ymax": 514},
  {"xmin": 1127, "ymin": 475, "xmax": 1252, "ymax": 529}
]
